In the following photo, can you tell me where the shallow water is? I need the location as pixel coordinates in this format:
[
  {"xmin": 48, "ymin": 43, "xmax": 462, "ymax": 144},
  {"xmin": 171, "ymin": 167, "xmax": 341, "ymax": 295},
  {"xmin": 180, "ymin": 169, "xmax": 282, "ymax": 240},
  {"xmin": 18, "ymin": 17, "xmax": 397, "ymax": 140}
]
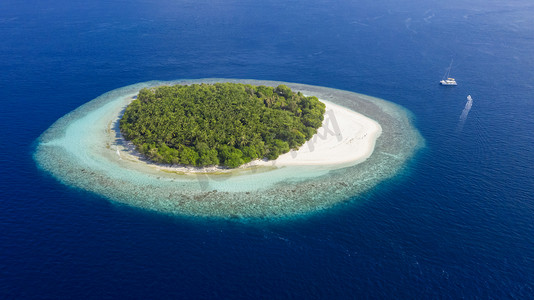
[{"xmin": 35, "ymin": 79, "xmax": 424, "ymax": 218}]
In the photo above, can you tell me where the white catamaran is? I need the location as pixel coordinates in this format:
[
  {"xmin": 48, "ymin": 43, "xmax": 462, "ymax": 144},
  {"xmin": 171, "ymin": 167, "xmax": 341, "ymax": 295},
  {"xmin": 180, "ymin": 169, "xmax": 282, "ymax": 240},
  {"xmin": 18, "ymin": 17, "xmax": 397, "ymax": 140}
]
[{"xmin": 440, "ymin": 59, "xmax": 457, "ymax": 86}]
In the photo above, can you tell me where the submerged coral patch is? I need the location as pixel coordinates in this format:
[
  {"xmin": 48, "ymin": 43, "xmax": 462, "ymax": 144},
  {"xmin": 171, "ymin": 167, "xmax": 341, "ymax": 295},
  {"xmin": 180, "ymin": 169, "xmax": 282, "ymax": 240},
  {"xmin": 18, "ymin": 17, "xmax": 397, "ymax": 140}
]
[{"xmin": 34, "ymin": 79, "xmax": 424, "ymax": 219}]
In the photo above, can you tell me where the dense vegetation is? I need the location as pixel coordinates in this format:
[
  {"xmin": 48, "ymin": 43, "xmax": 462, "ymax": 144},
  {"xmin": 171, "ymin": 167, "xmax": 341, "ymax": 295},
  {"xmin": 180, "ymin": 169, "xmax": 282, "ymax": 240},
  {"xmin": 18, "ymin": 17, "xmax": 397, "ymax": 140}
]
[{"xmin": 120, "ymin": 83, "xmax": 325, "ymax": 168}]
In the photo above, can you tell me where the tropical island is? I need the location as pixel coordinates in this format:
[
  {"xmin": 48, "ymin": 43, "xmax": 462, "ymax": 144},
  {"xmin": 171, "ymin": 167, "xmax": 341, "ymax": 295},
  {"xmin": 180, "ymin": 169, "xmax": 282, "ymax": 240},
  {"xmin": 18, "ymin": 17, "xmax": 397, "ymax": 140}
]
[
  {"xmin": 119, "ymin": 83, "xmax": 326, "ymax": 168},
  {"xmin": 34, "ymin": 79, "xmax": 423, "ymax": 218}
]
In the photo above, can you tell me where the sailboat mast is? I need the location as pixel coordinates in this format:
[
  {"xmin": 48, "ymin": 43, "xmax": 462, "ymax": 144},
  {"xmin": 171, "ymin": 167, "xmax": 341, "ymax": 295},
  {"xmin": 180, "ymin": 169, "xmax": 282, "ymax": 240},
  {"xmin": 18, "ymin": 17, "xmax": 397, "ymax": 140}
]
[
  {"xmin": 446, "ymin": 59, "xmax": 453, "ymax": 78},
  {"xmin": 440, "ymin": 59, "xmax": 457, "ymax": 85}
]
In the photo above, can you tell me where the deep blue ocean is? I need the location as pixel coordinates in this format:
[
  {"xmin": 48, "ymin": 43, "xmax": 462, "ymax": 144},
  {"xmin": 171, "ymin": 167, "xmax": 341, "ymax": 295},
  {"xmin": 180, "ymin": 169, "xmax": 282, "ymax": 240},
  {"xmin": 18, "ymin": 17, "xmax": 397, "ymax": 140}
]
[{"xmin": 1, "ymin": 0, "xmax": 534, "ymax": 298}]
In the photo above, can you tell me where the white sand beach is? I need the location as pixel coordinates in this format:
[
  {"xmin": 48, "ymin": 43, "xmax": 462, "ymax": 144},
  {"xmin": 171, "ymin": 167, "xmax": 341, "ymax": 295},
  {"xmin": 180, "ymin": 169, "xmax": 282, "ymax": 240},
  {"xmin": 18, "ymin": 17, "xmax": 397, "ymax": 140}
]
[{"xmin": 249, "ymin": 100, "xmax": 382, "ymax": 167}]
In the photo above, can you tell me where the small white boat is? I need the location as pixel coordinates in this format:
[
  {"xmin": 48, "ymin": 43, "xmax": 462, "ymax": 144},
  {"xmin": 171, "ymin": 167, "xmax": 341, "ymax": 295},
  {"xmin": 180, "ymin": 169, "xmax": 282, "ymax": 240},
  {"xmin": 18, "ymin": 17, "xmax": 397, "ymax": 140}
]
[
  {"xmin": 440, "ymin": 77, "xmax": 457, "ymax": 86},
  {"xmin": 466, "ymin": 95, "xmax": 473, "ymax": 108},
  {"xmin": 440, "ymin": 59, "xmax": 457, "ymax": 86}
]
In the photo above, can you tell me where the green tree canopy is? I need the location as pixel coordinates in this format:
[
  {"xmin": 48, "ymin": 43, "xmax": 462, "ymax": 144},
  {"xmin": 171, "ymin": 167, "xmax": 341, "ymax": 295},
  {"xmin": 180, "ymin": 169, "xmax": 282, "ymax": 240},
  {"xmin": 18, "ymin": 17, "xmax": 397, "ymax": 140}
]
[{"xmin": 120, "ymin": 83, "xmax": 325, "ymax": 168}]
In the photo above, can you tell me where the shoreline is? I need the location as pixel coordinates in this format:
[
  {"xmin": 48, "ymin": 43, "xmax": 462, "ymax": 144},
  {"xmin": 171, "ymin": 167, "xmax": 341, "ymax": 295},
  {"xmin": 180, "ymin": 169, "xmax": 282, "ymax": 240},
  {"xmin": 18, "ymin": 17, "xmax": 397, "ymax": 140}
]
[{"xmin": 113, "ymin": 98, "xmax": 382, "ymax": 174}]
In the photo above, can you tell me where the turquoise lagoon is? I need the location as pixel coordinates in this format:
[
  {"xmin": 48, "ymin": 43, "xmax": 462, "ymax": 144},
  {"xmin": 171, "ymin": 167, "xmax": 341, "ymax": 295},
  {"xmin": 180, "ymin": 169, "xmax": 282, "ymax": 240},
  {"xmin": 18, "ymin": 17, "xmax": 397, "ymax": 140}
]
[{"xmin": 34, "ymin": 79, "xmax": 424, "ymax": 218}]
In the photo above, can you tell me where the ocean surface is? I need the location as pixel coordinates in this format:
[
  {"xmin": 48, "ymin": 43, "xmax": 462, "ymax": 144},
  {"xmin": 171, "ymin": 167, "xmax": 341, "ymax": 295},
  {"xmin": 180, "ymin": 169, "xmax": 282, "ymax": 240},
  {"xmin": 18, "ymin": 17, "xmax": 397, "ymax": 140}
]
[{"xmin": 1, "ymin": 0, "xmax": 533, "ymax": 298}]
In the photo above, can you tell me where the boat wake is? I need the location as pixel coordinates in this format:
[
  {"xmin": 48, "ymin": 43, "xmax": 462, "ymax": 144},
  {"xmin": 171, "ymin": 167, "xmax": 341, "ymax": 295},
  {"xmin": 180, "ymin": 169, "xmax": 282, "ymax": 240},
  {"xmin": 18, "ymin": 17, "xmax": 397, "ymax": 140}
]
[{"xmin": 457, "ymin": 95, "xmax": 473, "ymax": 132}]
